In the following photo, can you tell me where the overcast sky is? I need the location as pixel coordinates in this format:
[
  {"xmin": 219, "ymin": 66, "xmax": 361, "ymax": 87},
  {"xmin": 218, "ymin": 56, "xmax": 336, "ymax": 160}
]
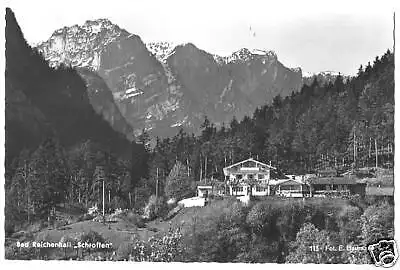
[{"xmin": 4, "ymin": 0, "xmax": 396, "ymax": 75}]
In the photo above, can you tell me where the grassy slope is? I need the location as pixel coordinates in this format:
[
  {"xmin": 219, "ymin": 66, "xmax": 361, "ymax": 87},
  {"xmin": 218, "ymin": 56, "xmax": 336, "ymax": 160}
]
[{"xmin": 29, "ymin": 196, "xmax": 354, "ymax": 252}]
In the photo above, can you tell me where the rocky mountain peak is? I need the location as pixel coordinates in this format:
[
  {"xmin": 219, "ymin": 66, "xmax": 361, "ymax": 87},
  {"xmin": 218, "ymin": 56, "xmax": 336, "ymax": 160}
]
[
  {"xmin": 37, "ymin": 19, "xmax": 304, "ymax": 138},
  {"xmin": 37, "ymin": 18, "xmax": 130, "ymax": 70}
]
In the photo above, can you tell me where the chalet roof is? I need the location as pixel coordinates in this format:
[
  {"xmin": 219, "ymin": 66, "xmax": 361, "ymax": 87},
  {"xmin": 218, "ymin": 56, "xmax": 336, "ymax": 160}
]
[
  {"xmin": 230, "ymin": 170, "xmax": 269, "ymax": 174},
  {"xmin": 309, "ymin": 177, "xmax": 363, "ymax": 185},
  {"xmin": 197, "ymin": 185, "xmax": 213, "ymax": 189},
  {"xmin": 223, "ymin": 158, "xmax": 276, "ymax": 170},
  {"xmin": 269, "ymin": 179, "xmax": 304, "ymax": 186},
  {"xmin": 195, "ymin": 180, "xmax": 225, "ymax": 187}
]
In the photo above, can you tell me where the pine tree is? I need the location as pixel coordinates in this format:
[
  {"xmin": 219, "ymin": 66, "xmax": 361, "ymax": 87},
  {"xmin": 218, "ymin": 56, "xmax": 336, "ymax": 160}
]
[
  {"xmin": 27, "ymin": 137, "xmax": 69, "ymax": 220},
  {"xmin": 165, "ymin": 161, "xmax": 194, "ymax": 201},
  {"xmin": 92, "ymin": 165, "xmax": 105, "ymax": 204}
]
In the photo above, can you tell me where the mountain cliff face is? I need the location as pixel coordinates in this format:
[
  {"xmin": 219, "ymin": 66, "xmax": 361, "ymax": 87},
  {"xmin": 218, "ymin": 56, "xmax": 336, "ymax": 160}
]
[
  {"xmin": 37, "ymin": 19, "xmax": 303, "ymax": 137},
  {"xmin": 6, "ymin": 9, "xmax": 132, "ymax": 160}
]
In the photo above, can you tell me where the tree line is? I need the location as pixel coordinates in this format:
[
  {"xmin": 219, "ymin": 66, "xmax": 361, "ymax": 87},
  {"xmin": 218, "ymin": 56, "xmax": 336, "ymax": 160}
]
[{"xmin": 145, "ymin": 49, "xmax": 394, "ymax": 195}]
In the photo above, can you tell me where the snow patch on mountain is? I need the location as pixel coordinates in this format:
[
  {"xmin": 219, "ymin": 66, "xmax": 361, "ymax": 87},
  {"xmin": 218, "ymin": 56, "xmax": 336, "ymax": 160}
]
[
  {"xmin": 219, "ymin": 79, "xmax": 233, "ymax": 103},
  {"xmin": 304, "ymin": 70, "xmax": 343, "ymax": 77},
  {"xmin": 171, "ymin": 116, "xmax": 189, "ymax": 127},
  {"xmin": 290, "ymin": 67, "xmax": 302, "ymax": 74},
  {"xmin": 146, "ymin": 41, "xmax": 176, "ymax": 63},
  {"xmin": 213, "ymin": 48, "xmax": 278, "ymax": 65}
]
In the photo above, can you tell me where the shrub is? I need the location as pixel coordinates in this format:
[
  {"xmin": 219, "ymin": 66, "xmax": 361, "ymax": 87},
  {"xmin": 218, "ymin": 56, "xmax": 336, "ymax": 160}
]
[
  {"xmin": 246, "ymin": 202, "xmax": 277, "ymax": 234},
  {"xmin": 143, "ymin": 195, "xmax": 168, "ymax": 220},
  {"xmin": 81, "ymin": 230, "xmax": 105, "ymax": 243},
  {"xmin": 181, "ymin": 199, "xmax": 251, "ymax": 262},
  {"xmin": 116, "ymin": 242, "xmax": 135, "ymax": 260},
  {"xmin": 164, "ymin": 205, "xmax": 183, "ymax": 221},
  {"xmin": 337, "ymin": 204, "xmax": 363, "ymax": 243},
  {"xmin": 118, "ymin": 229, "xmax": 183, "ymax": 262},
  {"xmin": 360, "ymin": 202, "xmax": 394, "ymax": 245},
  {"xmin": 5, "ymin": 220, "xmax": 15, "ymax": 237},
  {"xmin": 5, "ymin": 242, "xmax": 40, "ymax": 260},
  {"xmin": 79, "ymin": 231, "xmax": 110, "ymax": 252},
  {"xmin": 286, "ymin": 223, "xmax": 342, "ymax": 263},
  {"xmin": 110, "ymin": 196, "xmax": 128, "ymax": 210},
  {"xmin": 54, "ymin": 219, "xmax": 68, "ymax": 229},
  {"xmin": 77, "ymin": 213, "xmax": 93, "ymax": 222},
  {"xmin": 124, "ymin": 211, "xmax": 145, "ymax": 228},
  {"xmin": 165, "ymin": 162, "xmax": 195, "ymax": 201}
]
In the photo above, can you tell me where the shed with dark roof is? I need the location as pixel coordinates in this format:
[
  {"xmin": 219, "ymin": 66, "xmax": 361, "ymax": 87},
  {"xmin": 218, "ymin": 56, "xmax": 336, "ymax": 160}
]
[{"xmin": 308, "ymin": 176, "xmax": 366, "ymax": 196}]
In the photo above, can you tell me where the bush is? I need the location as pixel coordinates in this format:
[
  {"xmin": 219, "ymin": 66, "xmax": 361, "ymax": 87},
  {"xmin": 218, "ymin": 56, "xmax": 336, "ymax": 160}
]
[
  {"xmin": 122, "ymin": 228, "xmax": 183, "ymax": 262},
  {"xmin": 360, "ymin": 202, "xmax": 394, "ymax": 245},
  {"xmin": 246, "ymin": 202, "xmax": 277, "ymax": 234},
  {"xmin": 54, "ymin": 219, "xmax": 68, "ymax": 229},
  {"xmin": 116, "ymin": 242, "xmax": 135, "ymax": 260},
  {"xmin": 165, "ymin": 162, "xmax": 195, "ymax": 201},
  {"xmin": 5, "ymin": 220, "xmax": 15, "ymax": 237},
  {"xmin": 165, "ymin": 205, "xmax": 183, "ymax": 221},
  {"xmin": 181, "ymin": 199, "xmax": 251, "ymax": 262},
  {"xmin": 286, "ymin": 223, "xmax": 342, "ymax": 263},
  {"xmin": 77, "ymin": 213, "xmax": 93, "ymax": 222},
  {"xmin": 124, "ymin": 211, "xmax": 145, "ymax": 228},
  {"xmin": 5, "ymin": 242, "xmax": 40, "ymax": 260},
  {"xmin": 110, "ymin": 196, "xmax": 128, "ymax": 210},
  {"xmin": 80, "ymin": 230, "xmax": 106, "ymax": 245},
  {"xmin": 337, "ymin": 204, "xmax": 362, "ymax": 243},
  {"xmin": 143, "ymin": 195, "xmax": 168, "ymax": 221}
]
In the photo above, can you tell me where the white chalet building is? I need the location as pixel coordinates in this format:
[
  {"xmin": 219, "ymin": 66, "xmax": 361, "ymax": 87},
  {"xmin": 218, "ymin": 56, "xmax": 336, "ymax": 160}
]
[{"xmin": 223, "ymin": 158, "xmax": 276, "ymax": 196}]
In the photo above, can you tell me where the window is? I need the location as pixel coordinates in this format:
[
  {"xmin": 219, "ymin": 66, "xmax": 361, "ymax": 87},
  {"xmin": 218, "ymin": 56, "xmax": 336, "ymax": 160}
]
[
  {"xmin": 281, "ymin": 185, "xmax": 300, "ymax": 191},
  {"xmin": 256, "ymin": 186, "xmax": 266, "ymax": 192},
  {"xmin": 258, "ymin": 174, "xmax": 264, "ymax": 180},
  {"xmin": 248, "ymin": 174, "xmax": 254, "ymax": 180},
  {"xmin": 236, "ymin": 174, "xmax": 243, "ymax": 180},
  {"xmin": 232, "ymin": 187, "xmax": 243, "ymax": 193}
]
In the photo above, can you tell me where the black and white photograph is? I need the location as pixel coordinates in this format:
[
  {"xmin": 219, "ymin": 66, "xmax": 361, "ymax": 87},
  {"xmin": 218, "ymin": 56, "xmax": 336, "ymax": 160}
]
[{"xmin": 2, "ymin": 0, "xmax": 398, "ymax": 266}]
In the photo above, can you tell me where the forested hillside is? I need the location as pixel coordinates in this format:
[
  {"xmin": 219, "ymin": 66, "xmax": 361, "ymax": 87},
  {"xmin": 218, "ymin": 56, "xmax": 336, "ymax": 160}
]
[
  {"xmin": 5, "ymin": 8, "xmax": 132, "ymax": 161},
  {"xmin": 5, "ymin": 8, "xmax": 147, "ymax": 229},
  {"xmin": 142, "ymin": 49, "xmax": 394, "ymax": 193}
]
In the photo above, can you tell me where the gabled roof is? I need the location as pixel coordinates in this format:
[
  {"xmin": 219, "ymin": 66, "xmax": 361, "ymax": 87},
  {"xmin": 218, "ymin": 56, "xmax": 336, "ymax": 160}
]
[
  {"xmin": 309, "ymin": 177, "xmax": 363, "ymax": 185},
  {"xmin": 223, "ymin": 158, "xmax": 276, "ymax": 170},
  {"xmin": 269, "ymin": 179, "xmax": 304, "ymax": 186}
]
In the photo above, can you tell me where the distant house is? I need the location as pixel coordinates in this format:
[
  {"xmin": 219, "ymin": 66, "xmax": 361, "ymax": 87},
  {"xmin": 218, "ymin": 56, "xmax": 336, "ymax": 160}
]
[
  {"xmin": 197, "ymin": 185, "xmax": 213, "ymax": 198},
  {"xmin": 269, "ymin": 179, "xmax": 309, "ymax": 197},
  {"xmin": 308, "ymin": 176, "xmax": 366, "ymax": 197},
  {"xmin": 223, "ymin": 158, "xmax": 276, "ymax": 196},
  {"xmin": 196, "ymin": 179, "xmax": 226, "ymax": 198}
]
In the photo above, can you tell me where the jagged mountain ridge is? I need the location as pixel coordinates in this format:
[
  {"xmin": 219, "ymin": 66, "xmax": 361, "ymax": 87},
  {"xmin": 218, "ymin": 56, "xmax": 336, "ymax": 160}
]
[{"xmin": 37, "ymin": 18, "xmax": 303, "ymax": 137}]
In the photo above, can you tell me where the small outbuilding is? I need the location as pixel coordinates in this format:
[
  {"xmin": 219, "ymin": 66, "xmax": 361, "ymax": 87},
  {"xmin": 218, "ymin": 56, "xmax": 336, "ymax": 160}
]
[{"xmin": 269, "ymin": 179, "xmax": 309, "ymax": 197}]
